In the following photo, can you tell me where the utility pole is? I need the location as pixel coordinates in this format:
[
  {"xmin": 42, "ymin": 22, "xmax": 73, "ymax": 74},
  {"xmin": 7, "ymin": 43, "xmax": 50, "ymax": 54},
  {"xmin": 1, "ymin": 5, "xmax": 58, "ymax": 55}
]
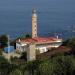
[{"xmin": 7, "ymin": 35, "xmax": 11, "ymax": 61}]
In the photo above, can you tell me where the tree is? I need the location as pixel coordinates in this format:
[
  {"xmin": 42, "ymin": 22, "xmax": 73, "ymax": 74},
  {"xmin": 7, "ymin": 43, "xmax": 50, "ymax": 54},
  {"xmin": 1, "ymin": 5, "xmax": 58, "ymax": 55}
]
[
  {"xmin": 36, "ymin": 54, "xmax": 75, "ymax": 75},
  {"xmin": 25, "ymin": 34, "xmax": 31, "ymax": 38},
  {"xmin": 37, "ymin": 60, "xmax": 54, "ymax": 75},
  {"xmin": 0, "ymin": 35, "xmax": 8, "ymax": 48},
  {"xmin": 0, "ymin": 56, "xmax": 8, "ymax": 64},
  {"xmin": 62, "ymin": 39, "xmax": 70, "ymax": 46},
  {"xmin": 0, "ymin": 49, "xmax": 3, "ymax": 55},
  {"xmin": 0, "ymin": 63, "xmax": 12, "ymax": 75},
  {"xmin": 26, "ymin": 60, "xmax": 42, "ymax": 75},
  {"xmin": 62, "ymin": 38, "xmax": 75, "ymax": 48},
  {"xmin": 18, "ymin": 34, "xmax": 31, "ymax": 39}
]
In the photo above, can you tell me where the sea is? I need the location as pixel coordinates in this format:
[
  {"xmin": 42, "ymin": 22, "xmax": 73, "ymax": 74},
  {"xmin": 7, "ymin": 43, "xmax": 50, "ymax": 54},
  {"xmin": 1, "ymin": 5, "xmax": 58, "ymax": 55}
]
[{"xmin": 0, "ymin": 0, "xmax": 75, "ymax": 40}]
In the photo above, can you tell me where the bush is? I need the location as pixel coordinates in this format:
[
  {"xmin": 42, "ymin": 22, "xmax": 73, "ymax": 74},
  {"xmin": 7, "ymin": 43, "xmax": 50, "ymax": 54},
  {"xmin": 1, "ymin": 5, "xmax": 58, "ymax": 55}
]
[
  {"xmin": 9, "ymin": 69, "xmax": 22, "ymax": 75},
  {"xmin": 0, "ymin": 48, "xmax": 3, "ymax": 55},
  {"xmin": 0, "ymin": 35, "xmax": 8, "ymax": 48}
]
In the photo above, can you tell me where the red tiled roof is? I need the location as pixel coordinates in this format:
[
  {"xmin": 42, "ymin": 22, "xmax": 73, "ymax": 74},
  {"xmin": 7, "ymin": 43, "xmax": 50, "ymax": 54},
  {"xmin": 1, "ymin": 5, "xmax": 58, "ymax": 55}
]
[
  {"xmin": 33, "ymin": 37, "xmax": 57, "ymax": 42},
  {"xmin": 16, "ymin": 37, "xmax": 62, "ymax": 43}
]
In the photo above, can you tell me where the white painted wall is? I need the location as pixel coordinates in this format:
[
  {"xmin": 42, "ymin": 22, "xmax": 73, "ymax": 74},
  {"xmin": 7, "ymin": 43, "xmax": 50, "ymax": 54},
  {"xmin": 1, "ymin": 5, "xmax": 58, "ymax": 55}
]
[
  {"xmin": 16, "ymin": 43, "xmax": 27, "ymax": 52},
  {"xmin": 38, "ymin": 47, "xmax": 48, "ymax": 53},
  {"xmin": 16, "ymin": 41, "xmax": 62, "ymax": 53}
]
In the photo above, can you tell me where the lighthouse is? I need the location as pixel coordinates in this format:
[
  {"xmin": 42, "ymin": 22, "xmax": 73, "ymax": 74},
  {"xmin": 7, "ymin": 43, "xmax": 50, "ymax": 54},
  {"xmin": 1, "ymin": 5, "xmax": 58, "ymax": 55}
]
[{"xmin": 32, "ymin": 9, "xmax": 37, "ymax": 38}]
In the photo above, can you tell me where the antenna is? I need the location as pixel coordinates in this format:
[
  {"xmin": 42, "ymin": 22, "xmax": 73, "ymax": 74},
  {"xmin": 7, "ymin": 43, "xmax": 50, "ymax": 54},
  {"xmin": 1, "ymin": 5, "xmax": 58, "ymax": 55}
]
[{"xmin": 6, "ymin": 34, "xmax": 11, "ymax": 61}]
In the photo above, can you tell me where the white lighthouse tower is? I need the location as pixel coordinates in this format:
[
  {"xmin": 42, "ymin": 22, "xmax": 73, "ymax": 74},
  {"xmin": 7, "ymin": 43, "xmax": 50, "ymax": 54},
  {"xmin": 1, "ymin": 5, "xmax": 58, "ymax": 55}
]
[{"xmin": 32, "ymin": 9, "xmax": 37, "ymax": 38}]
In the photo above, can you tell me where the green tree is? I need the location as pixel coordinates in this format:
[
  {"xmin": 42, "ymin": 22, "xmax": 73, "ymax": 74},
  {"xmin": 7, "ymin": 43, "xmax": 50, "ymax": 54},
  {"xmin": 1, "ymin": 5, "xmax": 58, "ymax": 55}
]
[
  {"xmin": 0, "ymin": 56, "xmax": 8, "ymax": 64},
  {"xmin": 18, "ymin": 34, "xmax": 31, "ymax": 39},
  {"xmin": 0, "ymin": 49, "xmax": 3, "ymax": 55},
  {"xmin": 36, "ymin": 54, "xmax": 75, "ymax": 75},
  {"xmin": 25, "ymin": 34, "xmax": 31, "ymax": 38},
  {"xmin": 26, "ymin": 60, "xmax": 42, "ymax": 75},
  {"xmin": 37, "ymin": 60, "xmax": 54, "ymax": 75},
  {"xmin": 0, "ymin": 35, "xmax": 8, "ymax": 48},
  {"xmin": 0, "ymin": 63, "xmax": 12, "ymax": 75},
  {"xmin": 62, "ymin": 38, "xmax": 75, "ymax": 48}
]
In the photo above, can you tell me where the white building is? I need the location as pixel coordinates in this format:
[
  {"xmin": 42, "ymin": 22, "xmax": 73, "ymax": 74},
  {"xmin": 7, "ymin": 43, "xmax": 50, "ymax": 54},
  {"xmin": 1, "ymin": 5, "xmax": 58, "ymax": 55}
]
[{"xmin": 16, "ymin": 37, "xmax": 62, "ymax": 53}]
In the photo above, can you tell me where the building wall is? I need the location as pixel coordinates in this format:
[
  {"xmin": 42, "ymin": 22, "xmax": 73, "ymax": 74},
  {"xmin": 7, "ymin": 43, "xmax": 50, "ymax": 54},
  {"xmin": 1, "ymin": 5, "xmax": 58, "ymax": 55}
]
[
  {"xmin": 16, "ymin": 43, "xmax": 22, "ymax": 50},
  {"xmin": 16, "ymin": 42, "xmax": 62, "ymax": 54},
  {"xmin": 27, "ymin": 44, "xmax": 36, "ymax": 61},
  {"xmin": 16, "ymin": 43, "xmax": 27, "ymax": 52},
  {"xmin": 36, "ymin": 42, "xmax": 62, "ymax": 53},
  {"xmin": 36, "ymin": 47, "xmax": 47, "ymax": 53}
]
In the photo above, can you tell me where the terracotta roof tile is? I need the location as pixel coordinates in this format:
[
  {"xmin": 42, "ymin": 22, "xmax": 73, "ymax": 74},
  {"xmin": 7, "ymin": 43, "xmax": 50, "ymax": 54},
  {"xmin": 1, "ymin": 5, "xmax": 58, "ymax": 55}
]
[{"xmin": 16, "ymin": 37, "xmax": 62, "ymax": 43}]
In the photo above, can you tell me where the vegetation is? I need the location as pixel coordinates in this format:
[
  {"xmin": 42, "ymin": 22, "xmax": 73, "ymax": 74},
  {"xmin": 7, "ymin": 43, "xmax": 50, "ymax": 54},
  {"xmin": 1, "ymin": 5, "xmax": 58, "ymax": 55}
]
[
  {"xmin": 17, "ymin": 34, "xmax": 31, "ymax": 39},
  {"xmin": 62, "ymin": 38, "xmax": 75, "ymax": 54},
  {"xmin": 0, "ymin": 49, "xmax": 3, "ymax": 55},
  {"xmin": 9, "ymin": 69, "xmax": 22, "ymax": 75},
  {"xmin": 0, "ymin": 53, "xmax": 75, "ymax": 75},
  {"xmin": 0, "ymin": 37, "xmax": 75, "ymax": 75},
  {"xmin": 25, "ymin": 34, "xmax": 31, "ymax": 38},
  {"xmin": 0, "ymin": 35, "xmax": 8, "ymax": 48},
  {"xmin": 62, "ymin": 38, "xmax": 75, "ymax": 48}
]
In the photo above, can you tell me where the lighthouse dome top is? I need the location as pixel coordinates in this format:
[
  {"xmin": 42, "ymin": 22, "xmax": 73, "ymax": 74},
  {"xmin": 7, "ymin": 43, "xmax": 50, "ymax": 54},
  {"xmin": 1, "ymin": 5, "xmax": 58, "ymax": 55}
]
[{"xmin": 32, "ymin": 9, "xmax": 36, "ymax": 13}]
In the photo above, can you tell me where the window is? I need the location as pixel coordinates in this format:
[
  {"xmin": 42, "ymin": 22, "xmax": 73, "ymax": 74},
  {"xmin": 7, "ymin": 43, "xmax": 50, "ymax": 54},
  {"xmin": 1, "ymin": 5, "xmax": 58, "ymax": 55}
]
[
  {"xmin": 35, "ymin": 34, "xmax": 36, "ymax": 36},
  {"xmin": 35, "ymin": 29, "xmax": 36, "ymax": 31},
  {"xmin": 35, "ymin": 25, "xmax": 36, "ymax": 27}
]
